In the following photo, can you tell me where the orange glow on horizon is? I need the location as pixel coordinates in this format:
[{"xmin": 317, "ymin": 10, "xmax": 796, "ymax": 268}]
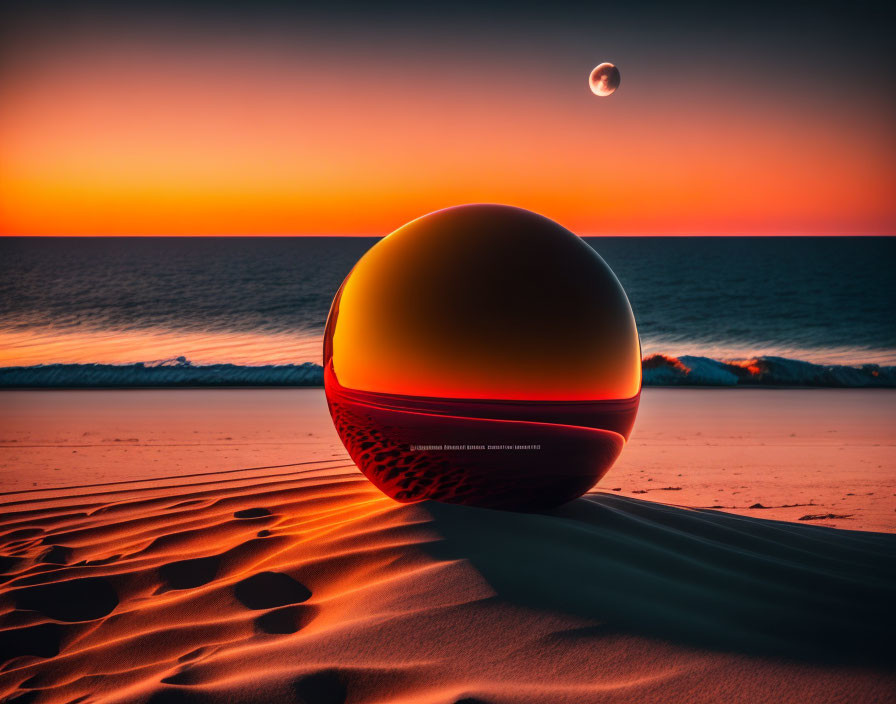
[{"xmin": 1, "ymin": 40, "xmax": 894, "ymax": 236}]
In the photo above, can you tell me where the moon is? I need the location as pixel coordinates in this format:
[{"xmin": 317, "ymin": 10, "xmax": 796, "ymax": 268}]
[{"xmin": 589, "ymin": 63, "xmax": 621, "ymax": 97}]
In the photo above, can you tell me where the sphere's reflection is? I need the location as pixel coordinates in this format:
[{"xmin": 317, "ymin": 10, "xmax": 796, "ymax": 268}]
[{"xmin": 324, "ymin": 204, "xmax": 641, "ymax": 510}]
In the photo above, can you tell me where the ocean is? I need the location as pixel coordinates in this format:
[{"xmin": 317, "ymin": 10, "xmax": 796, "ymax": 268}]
[{"xmin": 1, "ymin": 236, "xmax": 894, "ymax": 387}]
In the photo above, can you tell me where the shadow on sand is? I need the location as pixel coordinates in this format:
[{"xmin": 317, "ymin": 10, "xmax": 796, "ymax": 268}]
[{"xmin": 421, "ymin": 493, "xmax": 896, "ymax": 664}]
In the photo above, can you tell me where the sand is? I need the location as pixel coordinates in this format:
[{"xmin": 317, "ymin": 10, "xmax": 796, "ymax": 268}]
[
  {"xmin": 2, "ymin": 388, "xmax": 893, "ymax": 530},
  {"xmin": 1, "ymin": 389, "xmax": 895, "ymax": 703}
]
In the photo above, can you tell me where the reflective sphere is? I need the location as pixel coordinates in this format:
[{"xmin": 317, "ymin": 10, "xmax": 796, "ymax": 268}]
[
  {"xmin": 589, "ymin": 62, "xmax": 621, "ymax": 97},
  {"xmin": 324, "ymin": 204, "xmax": 641, "ymax": 510}
]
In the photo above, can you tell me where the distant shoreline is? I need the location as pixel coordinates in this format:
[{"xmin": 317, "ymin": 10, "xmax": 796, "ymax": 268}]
[{"xmin": 1, "ymin": 354, "xmax": 893, "ymax": 389}]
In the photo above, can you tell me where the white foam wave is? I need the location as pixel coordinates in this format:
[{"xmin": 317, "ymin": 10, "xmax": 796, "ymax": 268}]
[{"xmin": 0, "ymin": 355, "xmax": 893, "ymax": 388}]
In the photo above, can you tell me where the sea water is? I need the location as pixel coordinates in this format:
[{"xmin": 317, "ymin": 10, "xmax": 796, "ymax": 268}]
[{"xmin": 1, "ymin": 236, "xmax": 893, "ymax": 386}]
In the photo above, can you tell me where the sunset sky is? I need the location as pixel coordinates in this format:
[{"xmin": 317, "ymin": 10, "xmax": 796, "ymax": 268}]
[{"xmin": 1, "ymin": 1, "xmax": 894, "ymax": 236}]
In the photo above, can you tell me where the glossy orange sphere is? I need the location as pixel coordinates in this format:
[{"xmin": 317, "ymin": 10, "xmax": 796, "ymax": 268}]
[{"xmin": 324, "ymin": 204, "xmax": 641, "ymax": 510}]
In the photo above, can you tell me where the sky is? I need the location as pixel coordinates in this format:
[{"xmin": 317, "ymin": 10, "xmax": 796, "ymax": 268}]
[{"xmin": 1, "ymin": 0, "xmax": 894, "ymax": 236}]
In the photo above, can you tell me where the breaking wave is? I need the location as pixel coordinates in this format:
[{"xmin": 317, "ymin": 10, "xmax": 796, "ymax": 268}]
[
  {"xmin": 0, "ymin": 355, "xmax": 893, "ymax": 388},
  {"xmin": 641, "ymin": 354, "xmax": 895, "ymax": 387},
  {"xmin": 0, "ymin": 357, "xmax": 324, "ymax": 388}
]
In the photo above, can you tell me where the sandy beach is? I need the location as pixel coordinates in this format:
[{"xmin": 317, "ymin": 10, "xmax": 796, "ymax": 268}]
[
  {"xmin": 2, "ymin": 388, "xmax": 893, "ymax": 530},
  {"xmin": 1, "ymin": 389, "xmax": 894, "ymax": 703}
]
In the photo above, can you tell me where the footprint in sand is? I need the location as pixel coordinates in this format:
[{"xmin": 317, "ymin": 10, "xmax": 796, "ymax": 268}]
[
  {"xmin": 157, "ymin": 555, "xmax": 222, "ymax": 591},
  {"xmin": 38, "ymin": 545, "xmax": 73, "ymax": 565},
  {"xmin": 13, "ymin": 577, "xmax": 118, "ymax": 622},
  {"xmin": 234, "ymin": 571, "xmax": 311, "ymax": 610},
  {"xmin": 254, "ymin": 604, "xmax": 318, "ymax": 634},
  {"xmin": 233, "ymin": 507, "xmax": 272, "ymax": 519},
  {"xmin": 0, "ymin": 622, "xmax": 66, "ymax": 661},
  {"xmin": 292, "ymin": 670, "xmax": 347, "ymax": 704}
]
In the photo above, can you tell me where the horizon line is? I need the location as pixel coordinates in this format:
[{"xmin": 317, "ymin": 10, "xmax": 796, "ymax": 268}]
[{"xmin": 1, "ymin": 233, "xmax": 894, "ymax": 238}]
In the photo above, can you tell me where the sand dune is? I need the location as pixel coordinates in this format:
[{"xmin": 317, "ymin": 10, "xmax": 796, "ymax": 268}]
[{"xmin": 1, "ymin": 461, "xmax": 894, "ymax": 703}]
